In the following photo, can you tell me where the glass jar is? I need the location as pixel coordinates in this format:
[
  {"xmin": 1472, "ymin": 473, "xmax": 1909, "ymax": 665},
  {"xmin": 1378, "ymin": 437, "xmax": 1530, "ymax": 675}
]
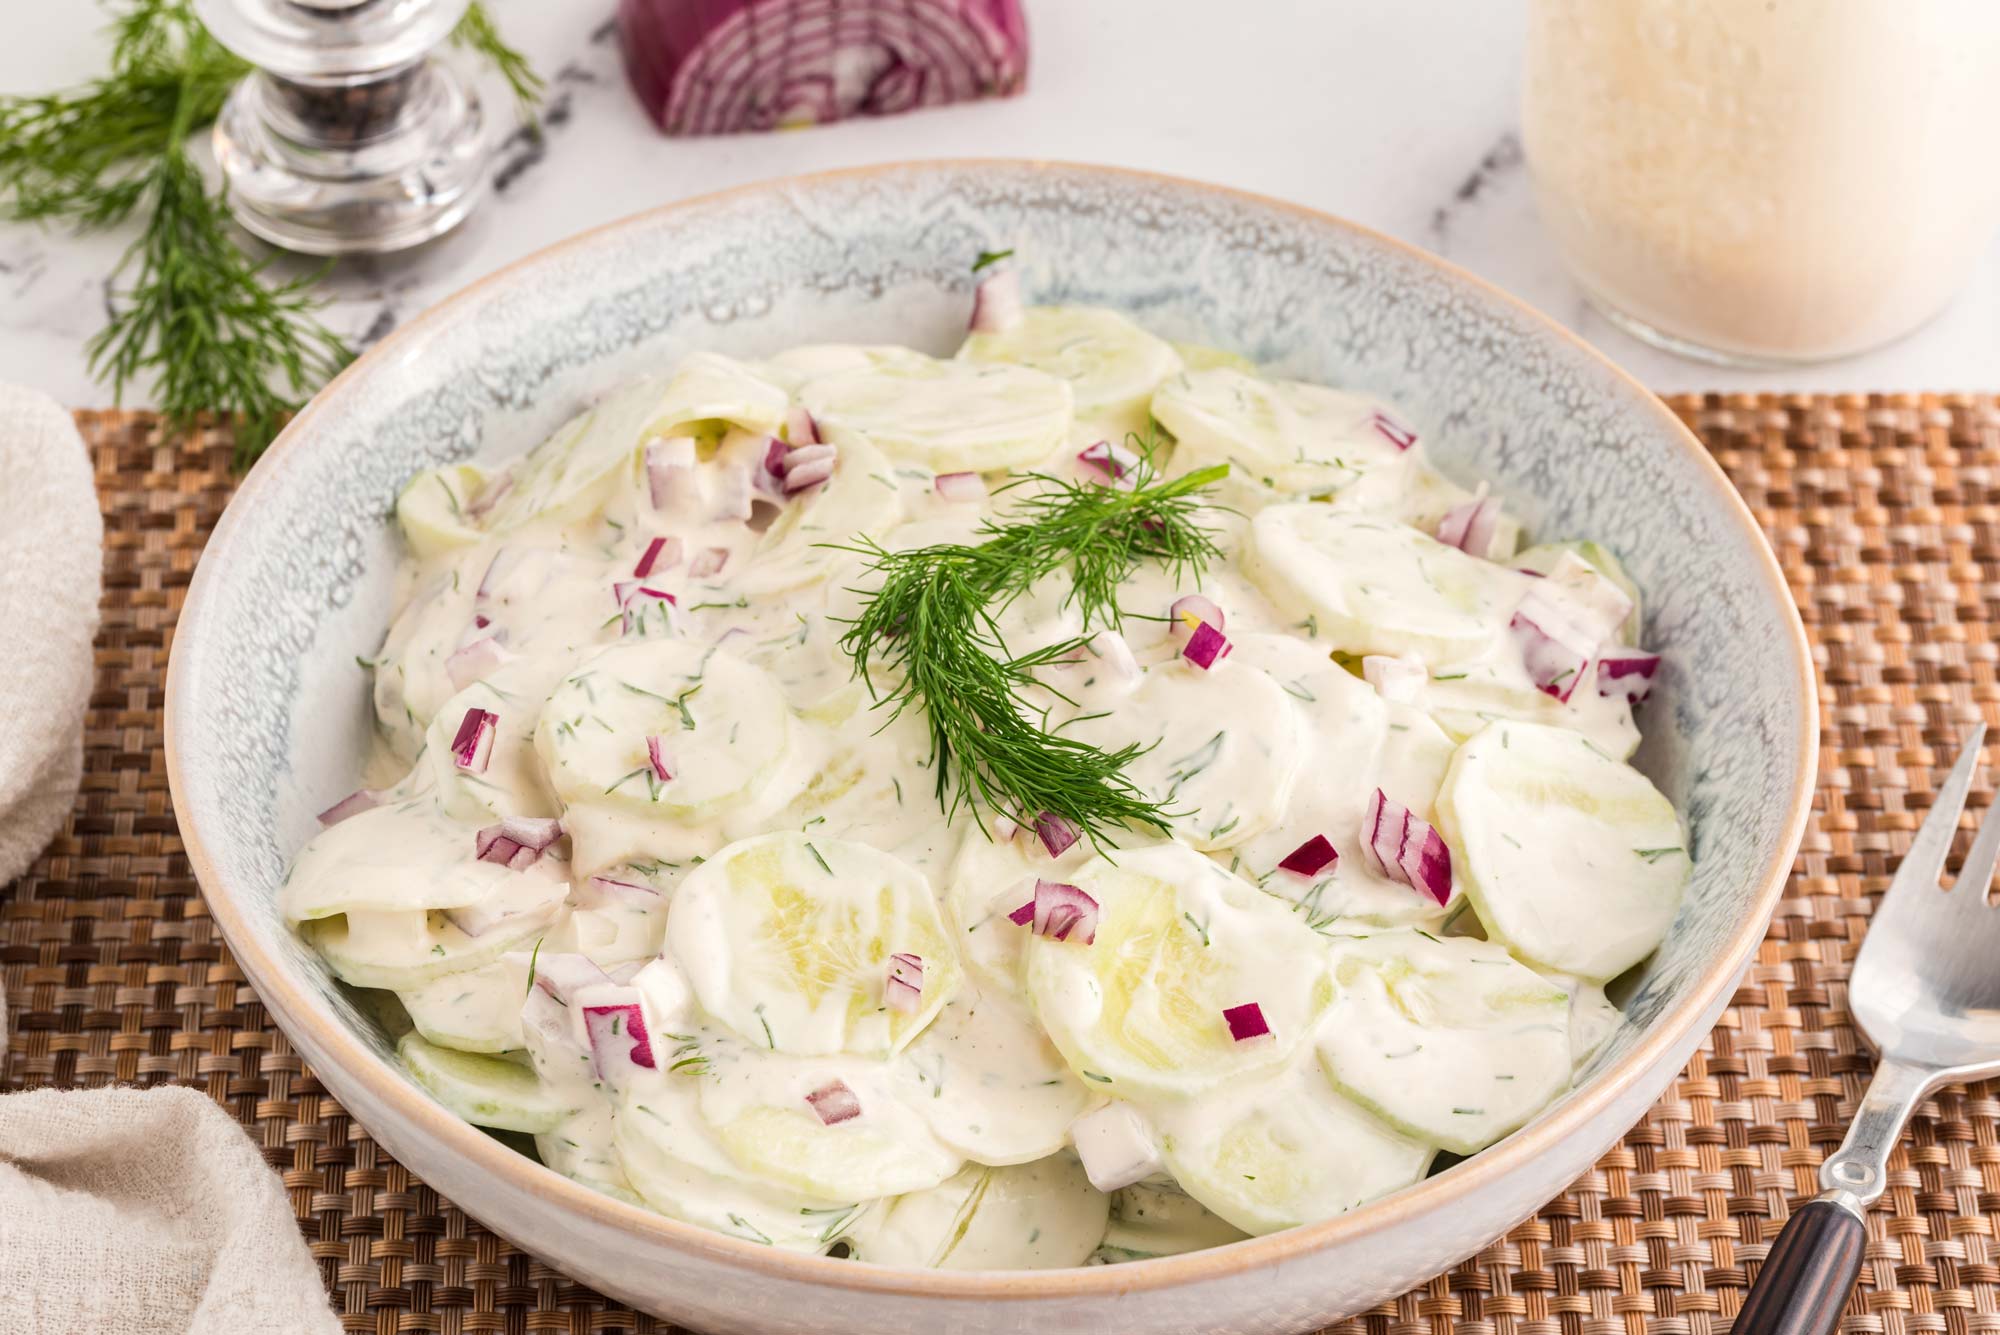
[{"xmin": 1522, "ymin": 0, "xmax": 2000, "ymax": 365}]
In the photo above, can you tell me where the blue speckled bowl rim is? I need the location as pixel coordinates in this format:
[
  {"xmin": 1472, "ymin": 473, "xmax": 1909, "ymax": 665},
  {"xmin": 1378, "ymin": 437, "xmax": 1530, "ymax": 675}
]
[{"xmin": 164, "ymin": 159, "xmax": 1818, "ymax": 1299}]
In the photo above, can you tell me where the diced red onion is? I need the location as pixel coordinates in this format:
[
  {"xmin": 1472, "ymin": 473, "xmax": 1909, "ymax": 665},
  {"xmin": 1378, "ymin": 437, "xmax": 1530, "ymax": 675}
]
[
  {"xmin": 780, "ymin": 444, "xmax": 837, "ymax": 494},
  {"xmin": 1029, "ymin": 878, "xmax": 1099, "ymax": 944},
  {"xmin": 475, "ymin": 816, "xmax": 564, "ymax": 871},
  {"xmin": 886, "ymin": 952, "xmax": 924, "ymax": 1014},
  {"xmin": 450, "ymin": 708, "xmax": 499, "ymax": 773},
  {"xmin": 646, "ymin": 435, "xmax": 700, "ymax": 512},
  {"xmin": 1007, "ymin": 899, "xmax": 1035, "ymax": 926},
  {"xmin": 634, "ymin": 534, "xmax": 683, "ymax": 578},
  {"xmin": 1595, "ymin": 648, "xmax": 1661, "ymax": 704},
  {"xmin": 446, "ymin": 635, "xmax": 512, "ymax": 692},
  {"xmin": 1278, "ymin": 835, "xmax": 1338, "ymax": 879},
  {"xmin": 524, "ymin": 951, "xmax": 612, "ymax": 1003},
  {"xmin": 316, "ymin": 787, "xmax": 383, "ymax": 827},
  {"xmin": 1169, "ymin": 593, "xmax": 1224, "ymax": 638},
  {"xmin": 1369, "ymin": 411, "xmax": 1418, "ymax": 451},
  {"xmin": 1435, "ymin": 486, "xmax": 1502, "ymax": 559},
  {"xmin": 690, "ymin": 546, "xmax": 730, "ymax": 579},
  {"xmin": 617, "ymin": 582, "xmax": 684, "ymax": 637},
  {"xmin": 1360, "ymin": 789, "xmax": 1453, "ymax": 906},
  {"xmin": 1085, "ymin": 631, "xmax": 1139, "ymax": 685},
  {"xmin": 935, "ymin": 470, "xmax": 987, "ymax": 503},
  {"xmin": 646, "ymin": 735, "xmax": 675, "ymax": 782},
  {"xmin": 578, "ymin": 874, "xmax": 661, "ymax": 908},
  {"xmin": 1509, "ymin": 591, "xmax": 1598, "ymax": 703},
  {"xmin": 787, "ymin": 406, "xmax": 821, "ymax": 446},
  {"xmin": 1222, "ymin": 1002, "xmax": 1271, "ymax": 1043},
  {"xmin": 617, "ymin": 0, "xmax": 1029, "ymax": 137},
  {"xmin": 970, "ymin": 265, "xmax": 1025, "ymax": 334},
  {"xmin": 1541, "ymin": 553, "xmax": 1635, "ymax": 642},
  {"xmin": 1362, "ymin": 654, "xmax": 1426, "ymax": 703},
  {"xmin": 1077, "ymin": 439, "xmax": 1140, "ymax": 487},
  {"xmin": 761, "ymin": 435, "xmax": 792, "ymax": 483},
  {"xmin": 1182, "ymin": 620, "xmax": 1230, "ymax": 670},
  {"xmin": 805, "ymin": 1079, "xmax": 862, "ymax": 1125},
  {"xmin": 1034, "ymin": 811, "xmax": 1078, "ymax": 857},
  {"xmin": 583, "ymin": 1001, "xmax": 657, "ymax": 1076}
]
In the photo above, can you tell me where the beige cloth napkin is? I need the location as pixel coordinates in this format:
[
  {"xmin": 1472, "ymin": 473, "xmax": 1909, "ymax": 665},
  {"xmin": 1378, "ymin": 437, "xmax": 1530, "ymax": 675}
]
[{"xmin": 0, "ymin": 387, "xmax": 339, "ymax": 1333}]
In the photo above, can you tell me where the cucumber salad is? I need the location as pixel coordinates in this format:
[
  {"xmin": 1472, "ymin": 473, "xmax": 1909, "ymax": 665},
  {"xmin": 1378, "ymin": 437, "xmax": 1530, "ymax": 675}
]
[{"xmin": 285, "ymin": 262, "xmax": 1687, "ymax": 1270}]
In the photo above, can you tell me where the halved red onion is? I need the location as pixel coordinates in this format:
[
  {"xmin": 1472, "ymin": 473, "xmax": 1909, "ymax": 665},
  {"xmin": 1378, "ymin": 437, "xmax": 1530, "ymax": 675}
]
[
  {"xmin": 474, "ymin": 816, "xmax": 564, "ymax": 871},
  {"xmin": 523, "ymin": 951, "xmax": 611, "ymax": 1003},
  {"xmin": 316, "ymin": 787, "xmax": 383, "ymax": 827},
  {"xmin": 935, "ymin": 470, "xmax": 987, "ymax": 503},
  {"xmin": 690, "ymin": 546, "xmax": 730, "ymax": 579},
  {"xmin": 1169, "ymin": 593, "xmax": 1224, "ymax": 638},
  {"xmin": 634, "ymin": 535, "xmax": 683, "ymax": 578},
  {"xmin": 1361, "ymin": 654, "xmax": 1426, "ymax": 703},
  {"xmin": 1182, "ymin": 621, "xmax": 1230, "ymax": 670},
  {"xmin": 970, "ymin": 265, "xmax": 1025, "ymax": 334},
  {"xmin": 1034, "ymin": 811, "xmax": 1078, "ymax": 857},
  {"xmin": 1029, "ymin": 878, "xmax": 1099, "ymax": 944},
  {"xmin": 1278, "ymin": 835, "xmax": 1338, "ymax": 879},
  {"xmin": 1509, "ymin": 591, "xmax": 1597, "ymax": 703},
  {"xmin": 885, "ymin": 952, "xmax": 924, "ymax": 1014},
  {"xmin": 1595, "ymin": 648, "xmax": 1661, "ymax": 704},
  {"xmin": 1222, "ymin": 1002, "xmax": 1271, "ymax": 1043},
  {"xmin": 450, "ymin": 708, "xmax": 499, "ymax": 773},
  {"xmin": 646, "ymin": 735, "xmax": 674, "ymax": 783},
  {"xmin": 1076, "ymin": 439, "xmax": 1140, "ymax": 487},
  {"xmin": 1435, "ymin": 486, "xmax": 1501, "ymax": 558},
  {"xmin": 1369, "ymin": 411, "xmax": 1418, "ymax": 451},
  {"xmin": 646, "ymin": 435, "xmax": 700, "ymax": 512},
  {"xmin": 583, "ymin": 1001, "xmax": 658, "ymax": 1076},
  {"xmin": 1360, "ymin": 789, "xmax": 1453, "ymax": 906},
  {"xmin": 446, "ymin": 635, "xmax": 512, "ymax": 692},
  {"xmin": 787, "ymin": 406, "xmax": 821, "ymax": 446},
  {"xmin": 805, "ymin": 1079, "xmax": 862, "ymax": 1125},
  {"xmin": 617, "ymin": 0, "xmax": 1029, "ymax": 137}
]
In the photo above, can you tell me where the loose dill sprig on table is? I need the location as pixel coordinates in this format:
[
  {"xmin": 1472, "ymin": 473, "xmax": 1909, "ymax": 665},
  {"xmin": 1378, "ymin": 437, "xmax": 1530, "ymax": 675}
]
[
  {"xmin": 835, "ymin": 451, "xmax": 1230, "ymax": 848},
  {"xmin": 0, "ymin": 0, "xmax": 540, "ymax": 469}
]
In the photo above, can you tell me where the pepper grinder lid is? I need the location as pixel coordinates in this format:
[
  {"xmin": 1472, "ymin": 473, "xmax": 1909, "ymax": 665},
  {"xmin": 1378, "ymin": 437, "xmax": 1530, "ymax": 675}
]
[{"xmin": 197, "ymin": 0, "xmax": 491, "ymax": 255}]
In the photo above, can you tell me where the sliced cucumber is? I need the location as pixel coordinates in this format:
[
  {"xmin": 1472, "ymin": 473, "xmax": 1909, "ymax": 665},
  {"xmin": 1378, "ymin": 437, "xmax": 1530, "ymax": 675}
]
[
  {"xmin": 666, "ymin": 832, "xmax": 963, "ymax": 1059},
  {"xmin": 280, "ymin": 796, "xmax": 560, "ymax": 921},
  {"xmin": 737, "ymin": 436, "xmax": 904, "ymax": 595},
  {"xmin": 849, "ymin": 1157, "xmax": 1108, "ymax": 1269},
  {"xmin": 396, "ymin": 463, "xmax": 487, "ymax": 558},
  {"xmin": 801, "ymin": 351, "xmax": 1073, "ymax": 474},
  {"xmin": 1316, "ymin": 930, "xmax": 1572, "ymax": 1154},
  {"xmin": 888, "ymin": 994, "xmax": 1095, "ymax": 1166},
  {"xmin": 1434, "ymin": 720, "xmax": 1688, "ymax": 981},
  {"xmin": 1024, "ymin": 843, "xmax": 1333, "ymax": 1100},
  {"xmin": 1100, "ymin": 1183, "xmax": 1250, "ymax": 1259},
  {"xmin": 1155, "ymin": 1057, "xmax": 1434, "ymax": 1235},
  {"xmin": 1169, "ymin": 342, "xmax": 1256, "ymax": 375},
  {"xmin": 960, "ymin": 305, "xmax": 1182, "ymax": 440},
  {"xmin": 1246, "ymin": 507, "xmax": 1529, "ymax": 666},
  {"xmin": 398, "ymin": 1032, "xmax": 571, "ymax": 1133},
  {"xmin": 1153, "ymin": 367, "xmax": 1413, "ymax": 501},
  {"xmin": 398, "ymin": 958, "xmax": 529, "ymax": 1053},
  {"xmin": 423, "ymin": 676, "xmax": 558, "ymax": 824},
  {"xmin": 308, "ymin": 895, "xmax": 562, "ymax": 992}
]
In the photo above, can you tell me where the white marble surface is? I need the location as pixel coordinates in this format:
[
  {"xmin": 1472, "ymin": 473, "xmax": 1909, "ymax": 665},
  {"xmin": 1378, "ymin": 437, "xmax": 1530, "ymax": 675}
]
[{"xmin": 3, "ymin": 0, "xmax": 1997, "ymax": 409}]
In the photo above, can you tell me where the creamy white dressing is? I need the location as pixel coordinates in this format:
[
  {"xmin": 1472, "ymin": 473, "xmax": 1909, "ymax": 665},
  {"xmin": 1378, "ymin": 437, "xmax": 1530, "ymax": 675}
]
[{"xmin": 282, "ymin": 302, "xmax": 1688, "ymax": 1269}]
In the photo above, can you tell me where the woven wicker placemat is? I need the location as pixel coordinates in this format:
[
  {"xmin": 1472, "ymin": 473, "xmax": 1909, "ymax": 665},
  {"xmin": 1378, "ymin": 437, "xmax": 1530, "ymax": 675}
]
[{"xmin": 6, "ymin": 397, "xmax": 2000, "ymax": 1335}]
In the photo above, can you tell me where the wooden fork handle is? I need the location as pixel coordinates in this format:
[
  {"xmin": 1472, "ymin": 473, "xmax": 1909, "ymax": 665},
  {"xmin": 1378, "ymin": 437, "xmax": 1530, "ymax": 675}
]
[{"xmin": 1730, "ymin": 1197, "xmax": 1866, "ymax": 1335}]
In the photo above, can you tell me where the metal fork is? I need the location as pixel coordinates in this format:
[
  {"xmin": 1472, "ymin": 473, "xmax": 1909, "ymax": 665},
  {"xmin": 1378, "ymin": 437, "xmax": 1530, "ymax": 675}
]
[{"xmin": 1735, "ymin": 725, "xmax": 2000, "ymax": 1335}]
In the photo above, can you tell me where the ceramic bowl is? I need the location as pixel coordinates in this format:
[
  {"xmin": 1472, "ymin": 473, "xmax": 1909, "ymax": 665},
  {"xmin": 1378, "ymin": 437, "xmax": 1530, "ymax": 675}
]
[{"xmin": 165, "ymin": 160, "xmax": 1816, "ymax": 1335}]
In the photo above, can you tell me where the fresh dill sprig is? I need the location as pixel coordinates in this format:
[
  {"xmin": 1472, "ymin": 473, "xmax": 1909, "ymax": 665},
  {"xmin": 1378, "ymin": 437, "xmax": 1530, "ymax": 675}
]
[
  {"xmin": 452, "ymin": 2, "xmax": 547, "ymax": 122},
  {"xmin": 836, "ymin": 450, "xmax": 1229, "ymax": 847},
  {"xmin": 0, "ymin": 0, "xmax": 540, "ymax": 469}
]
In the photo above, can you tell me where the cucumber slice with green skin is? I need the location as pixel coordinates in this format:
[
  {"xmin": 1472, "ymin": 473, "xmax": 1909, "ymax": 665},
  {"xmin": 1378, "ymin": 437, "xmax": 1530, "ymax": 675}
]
[
  {"xmin": 695, "ymin": 1042, "xmax": 964, "ymax": 1203},
  {"xmin": 1024, "ymin": 843, "xmax": 1334, "ymax": 1101},
  {"xmin": 850, "ymin": 1157, "xmax": 1109, "ymax": 1270},
  {"xmin": 1100, "ymin": 1182, "xmax": 1250, "ymax": 1259},
  {"xmin": 1434, "ymin": 720, "xmax": 1688, "ymax": 981},
  {"xmin": 398, "ymin": 958, "xmax": 529, "ymax": 1053},
  {"xmin": 887, "ymin": 994, "xmax": 1096, "ymax": 1167},
  {"xmin": 398, "ymin": 1032, "xmax": 572, "ymax": 1133},
  {"xmin": 1315, "ymin": 930, "xmax": 1572, "ymax": 1155},
  {"xmin": 1513, "ymin": 541, "xmax": 1642, "ymax": 642},
  {"xmin": 801, "ymin": 351, "xmax": 1074, "ymax": 474},
  {"xmin": 960, "ymin": 306, "xmax": 1182, "ymax": 441},
  {"xmin": 1153, "ymin": 367, "xmax": 1413, "ymax": 502},
  {"xmin": 1246, "ymin": 508, "xmax": 1533, "ymax": 666},
  {"xmin": 667, "ymin": 832, "xmax": 964, "ymax": 1059},
  {"xmin": 1066, "ymin": 653, "xmax": 1305, "ymax": 852},
  {"xmin": 1155, "ymin": 1058, "xmax": 1435, "ymax": 1235},
  {"xmin": 307, "ymin": 893, "xmax": 565, "ymax": 992},
  {"xmin": 279, "ymin": 795, "xmax": 563, "ymax": 921},
  {"xmin": 396, "ymin": 463, "xmax": 487, "ymax": 558}
]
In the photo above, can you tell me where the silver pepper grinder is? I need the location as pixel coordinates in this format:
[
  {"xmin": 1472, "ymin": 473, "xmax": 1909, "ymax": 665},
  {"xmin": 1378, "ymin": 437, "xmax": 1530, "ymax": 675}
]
[{"xmin": 197, "ymin": 0, "xmax": 489, "ymax": 255}]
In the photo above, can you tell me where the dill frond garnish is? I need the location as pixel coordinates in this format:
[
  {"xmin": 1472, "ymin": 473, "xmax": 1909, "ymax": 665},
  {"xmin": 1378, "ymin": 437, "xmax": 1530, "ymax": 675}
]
[{"xmin": 835, "ymin": 449, "xmax": 1229, "ymax": 848}]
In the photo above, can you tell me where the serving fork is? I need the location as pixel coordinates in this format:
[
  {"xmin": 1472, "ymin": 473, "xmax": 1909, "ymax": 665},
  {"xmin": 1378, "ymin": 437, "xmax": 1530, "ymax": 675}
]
[{"xmin": 1735, "ymin": 725, "xmax": 2000, "ymax": 1335}]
